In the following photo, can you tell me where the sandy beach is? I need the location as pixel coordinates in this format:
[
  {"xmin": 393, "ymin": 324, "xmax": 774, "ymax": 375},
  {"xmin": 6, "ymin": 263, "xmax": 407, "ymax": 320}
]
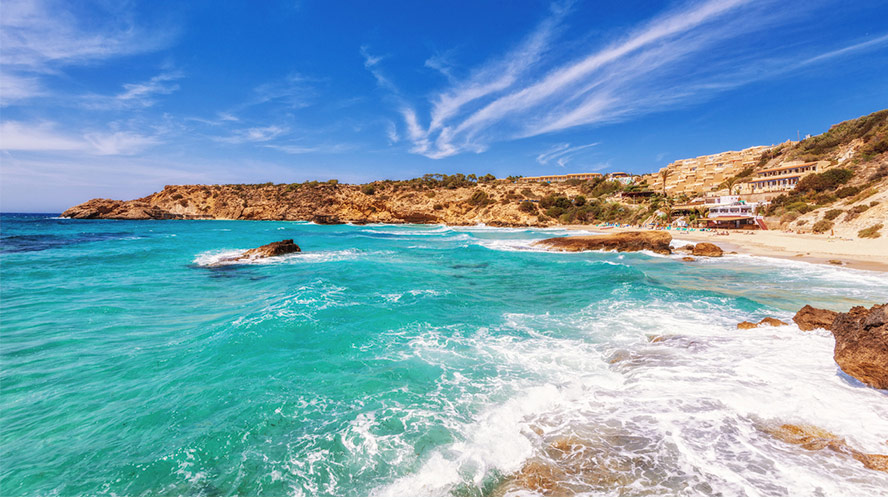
[{"xmin": 563, "ymin": 225, "xmax": 888, "ymax": 272}]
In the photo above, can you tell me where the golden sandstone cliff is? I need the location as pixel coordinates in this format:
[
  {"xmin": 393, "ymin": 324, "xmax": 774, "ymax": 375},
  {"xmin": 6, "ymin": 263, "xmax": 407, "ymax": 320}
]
[
  {"xmin": 62, "ymin": 110, "xmax": 888, "ymax": 235},
  {"xmin": 61, "ymin": 178, "xmax": 600, "ymax": 226}
]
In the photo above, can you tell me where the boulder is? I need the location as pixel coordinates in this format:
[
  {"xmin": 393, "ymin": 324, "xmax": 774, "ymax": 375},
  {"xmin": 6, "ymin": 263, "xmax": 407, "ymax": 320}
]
[
  {"xmin": 682, "ymin": 256, "xmax": 696, "ymax": 262},
  {"xmin": 533, "ymin": 231, "xmax": 672, "ymax": 255},
  {"xmin": 736, "ymin": 317, "xmax": 788, "ymax": 329},
  {"xmin": 793, "ymin": 305, "xmax": 838, "ymax": 331},
  {"xmin": 831, "ymin": 303, "xmax": 888, "ymax": 389},
  {"xmin": 692, "ymin": 242, "xmax": 723, "ymax": 257},
  {"xmin": 240, "ymin": 239, "xmax": 301, "ymax": 259}
]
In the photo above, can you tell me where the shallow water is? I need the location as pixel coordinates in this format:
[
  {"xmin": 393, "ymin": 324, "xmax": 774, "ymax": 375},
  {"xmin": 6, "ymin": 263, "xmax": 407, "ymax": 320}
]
[{"xmin": 1, "ymin": 214, "xmax": 887, "ymax": 495}]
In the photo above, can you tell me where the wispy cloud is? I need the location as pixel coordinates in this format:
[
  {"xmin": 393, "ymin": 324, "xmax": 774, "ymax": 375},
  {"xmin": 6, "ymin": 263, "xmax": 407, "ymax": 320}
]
[
  {"xmin": 381, "ymin": 0, "xmax": 887, "ymax": 160},
  {"xmin": 536, "ymin": 142, "xmax": 598, "ymax": 167},
  {"xmin": 361, "ymin": 46, "xmax": 397, "ymax": 92},
  {"xmin": 0, "ymin": 0, "xmax": 176, "ymax": 105},
  {"xmin": 1, "ymin": 121, "xmax": 160, "ymax": 155},
  {"xmin": 216, "ymin": 125, "xmax": 289, "ymax": 144},
  {"xmin": 249, "ymin": 73, "xmax": 317, "ymax": 109}
]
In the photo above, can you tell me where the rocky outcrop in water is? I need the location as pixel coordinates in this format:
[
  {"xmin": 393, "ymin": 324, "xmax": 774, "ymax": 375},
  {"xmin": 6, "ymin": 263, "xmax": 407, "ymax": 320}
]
[
  {"xmin": 792, "ymin": 303, "xmax": 888, "ymax": 389},
  {"xmin": 208, "ymin": 239, "xmax": 301, "ymax": 266},
  {"xmin": 533, "ymin": 231, "xmax": 672, "ymax": 255},
  {"xmin": 830, "ymin": 303, "xmax": 888, "ymax": 390},
  {"xmin": 793, "ymin": 305, "xmax": 838, "ymax": 331},
  {"xmin": 240, "ymin": 239, "xmax": 301, "ymax": 259},
  {"xmin": 691, "ymin": 242, "xmax": 723, "ymax": 257},
  {"xmin": 737, "ymin": 317, "xmax": 787, "ymax": 329}
]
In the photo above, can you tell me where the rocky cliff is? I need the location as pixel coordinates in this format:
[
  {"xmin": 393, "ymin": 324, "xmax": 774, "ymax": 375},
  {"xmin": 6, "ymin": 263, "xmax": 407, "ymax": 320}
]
[{"xmin": 62, "ymin": 179, "xmax": 600, "ymax": 226}]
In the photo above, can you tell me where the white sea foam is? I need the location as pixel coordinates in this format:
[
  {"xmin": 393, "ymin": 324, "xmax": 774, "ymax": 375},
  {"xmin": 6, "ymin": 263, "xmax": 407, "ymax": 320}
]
[
  {"xmin": 193, "ymin": 248, "xmax": 391, "ymax": 267},
  {"xmin": 372, "ymin": 300, "xmax": 888, "ymax": 496}
]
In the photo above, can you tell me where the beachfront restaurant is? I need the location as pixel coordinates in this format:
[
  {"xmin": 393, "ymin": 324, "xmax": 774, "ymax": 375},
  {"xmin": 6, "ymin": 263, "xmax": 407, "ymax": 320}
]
[{"xmin": 700, "ymin": 203, "xmax": 765, "ymax": 229}]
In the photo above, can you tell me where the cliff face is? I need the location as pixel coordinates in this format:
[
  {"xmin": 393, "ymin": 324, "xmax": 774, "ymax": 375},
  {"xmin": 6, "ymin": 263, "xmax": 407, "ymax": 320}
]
[{"xmin": 61, "ymin": 181, "xmax": 592, "ymax": 226}]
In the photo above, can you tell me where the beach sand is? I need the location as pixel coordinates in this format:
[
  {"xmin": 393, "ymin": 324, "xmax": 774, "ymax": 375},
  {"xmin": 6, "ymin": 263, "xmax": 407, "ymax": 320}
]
[{"xmin": 562, "ymin": 225, "xmax": 888, "ymax": 272}]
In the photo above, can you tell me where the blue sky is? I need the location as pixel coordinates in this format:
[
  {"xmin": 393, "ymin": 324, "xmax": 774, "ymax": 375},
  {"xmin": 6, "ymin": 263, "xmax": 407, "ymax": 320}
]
[{"xmin": 1, "ymin": 0, "xmax": 887, "ymax": 212}]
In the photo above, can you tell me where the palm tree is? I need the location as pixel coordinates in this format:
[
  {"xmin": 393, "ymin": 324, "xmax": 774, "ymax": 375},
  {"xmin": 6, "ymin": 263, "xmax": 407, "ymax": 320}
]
[
  {"xmin": 659, "ymin": 167, "xmax": 671, "ymax": 196},
  {"xmin": 721, "ymin": 177, "xmax": 738, "ymax": 196}
]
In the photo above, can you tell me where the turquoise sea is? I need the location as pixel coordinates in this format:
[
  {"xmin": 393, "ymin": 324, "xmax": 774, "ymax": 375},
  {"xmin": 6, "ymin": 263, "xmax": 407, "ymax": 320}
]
[{"xmin": 2, "ymin": 213, "xmax": 887, "ymax": 496}]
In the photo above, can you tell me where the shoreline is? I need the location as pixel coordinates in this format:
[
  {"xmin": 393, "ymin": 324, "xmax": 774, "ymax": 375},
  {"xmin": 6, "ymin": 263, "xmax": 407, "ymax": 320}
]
[
  {"xmin": 36, "ymin": 214, "xmax": 888, "ymax": 272},
  {"xmin": 562, "ymin": 224, "xmax": 888, "ymax": 273}
]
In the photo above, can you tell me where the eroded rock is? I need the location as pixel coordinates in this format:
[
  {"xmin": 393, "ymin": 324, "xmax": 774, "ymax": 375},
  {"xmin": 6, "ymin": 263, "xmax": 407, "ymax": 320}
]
[
  {"xmin": 692, "ymin": 242, "xmax": 723, "ymax": 257},
  {"xmin": 737, "ymin": 317, "xmax": 787, "ymax": 329},
  {"xmin": 793, "ymin": 305, "xmax": 838, "ymax": 331},
  {"xmin": 831, "ymin": 304, "xmax": 888, "ymax": 390},
  {"xmin": 533, "ymin": 231, "xmax": 672, "ymax": 255}
]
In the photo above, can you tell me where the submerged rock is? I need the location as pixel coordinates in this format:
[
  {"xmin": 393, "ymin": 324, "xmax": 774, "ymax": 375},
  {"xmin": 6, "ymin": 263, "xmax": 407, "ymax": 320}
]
[
  {"xmin": 691, "ymin": 242, "xmax": 723, "ymax": 257},
  {"xmin": 831, "ymin": 304, "xmax": 888, "ymax": 390},
  {"xmin": 533, "ymin": 231, "xmax": 672, "ymax": 255},
  {"xmin": 760, "ymin": 422, "xmax": 888, "ymax": 472},
  {"xmin": 793, "ymin": 305, "xmax": 838, "ymax": 331}
]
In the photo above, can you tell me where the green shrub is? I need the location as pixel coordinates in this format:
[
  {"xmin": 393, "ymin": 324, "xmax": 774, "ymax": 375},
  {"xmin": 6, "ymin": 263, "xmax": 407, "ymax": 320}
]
[
  {"xmin": 823, "ymin": 209, "xmax": 844, "ymax": 221},
  {"xmin": 518, "ymin": 200, "xmax": 536, "ymax": 214},
  {"xmin": 835, "ymin": 186, "xmax": 861, "ymax": 198},
  {"xmin": 361, "ymin": 185, "xmax": 376, "ymax": 195},
  {"xmin": 786, "ymin": 201, "xmax": 812, "ymax": 214},
  {"xmin": 433, "ymin": 203, "xmax": 444, "ymax": 211},
  {"xmin": 858, "ymin": 223, "xmax": 883, "ymax": 238},
  {"xmin": 468, "ymin": 190, "xmax": 490, "ymax": 206},
  {"xmin": 795, "ymin": 168, "xmax": 854, "ymax": 193},
  {"xmin": 843, "ymin": 204, "xmax": 870, "ymax": 222},
  {"xmin": 780, "ymin": 211, "xmax": 801, "ymax": 224},
  {"xmin": 574, "ymin": 195, "xmax": 586, "ymax": 207},
  {"xmin": 520, "ymin": 188, "xmax": 534, "ymax": 197},
  {"xmin": 812, "ymin": 219, "xmax": 833, "ymax": 233}
]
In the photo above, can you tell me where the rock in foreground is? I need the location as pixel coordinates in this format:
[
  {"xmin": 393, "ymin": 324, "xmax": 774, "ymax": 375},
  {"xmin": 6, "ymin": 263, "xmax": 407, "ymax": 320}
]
[
  {"xmin": 691, "ymin": 242, "xmax": 723, "ymax": 257},
  {"xmin": 534, "ymin": 231, "xmax": 672, "ymax": 255},
  {"xmin": 793, "ymin": 305, "xmax": 838, "ymax": 331},
  {"xmin": 831, "ymin": 304, "xmax": 888, "ymax": 390}
]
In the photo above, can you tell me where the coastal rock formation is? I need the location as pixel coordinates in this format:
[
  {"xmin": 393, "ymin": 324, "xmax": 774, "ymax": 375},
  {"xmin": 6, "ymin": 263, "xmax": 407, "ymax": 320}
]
[
  {"xmin": 60, "ymin": 198, "xmax": 183, "ymax": 220},
  {"xmin": 793, "ymin": 305, "xmax": 838, "ymax": 331},
  {"xmin": 831, "ymin": 303, "xmax": 888, "ymax": 389},
  {"xmin": 208, "ymin": 239, "xmax": 301, "ymax": 266},
  {"xmin": 60, "ymin": 181, "xmax": 585, "ymax": 226},
  {"xmin": 240, "ymin": 239, "xmax": 301, "ymax": 259},
  {"xmin": 792, "ymin": 303, "xmax": 888, "ymax": 389},
  {"xmin": 533, "ymin": 231, "xmax": 672, "ymax": 255},
  {"xmin": 760, "ymin": 423, "xmax": 888, "ymax": 472},
  {"xmin": 691, "ymin": 242, "xmax": 723, "ymax": 257},
  {"xmin": 737, "ymin": 317, "xmax": 788, "ymax": 329}
]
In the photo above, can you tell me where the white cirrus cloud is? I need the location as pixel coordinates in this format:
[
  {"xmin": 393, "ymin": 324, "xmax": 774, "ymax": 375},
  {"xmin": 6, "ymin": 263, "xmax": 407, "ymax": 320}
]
[
  {"xmin": 217, "ymin": 125, "xmax": 289, "ymax": 144},
  {"xmin": 373, "ymin": 0, "xmax": 888, "ymax": 160},
  {"xmin": 0, "ymin": 121, "xmax": 160, "ymax": 155}
]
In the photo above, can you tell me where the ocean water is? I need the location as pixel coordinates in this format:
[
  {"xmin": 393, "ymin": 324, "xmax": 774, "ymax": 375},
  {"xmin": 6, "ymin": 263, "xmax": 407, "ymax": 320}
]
[{"xmin": 1, "ymin": 213, "xmax": 887, "ymax": 496}]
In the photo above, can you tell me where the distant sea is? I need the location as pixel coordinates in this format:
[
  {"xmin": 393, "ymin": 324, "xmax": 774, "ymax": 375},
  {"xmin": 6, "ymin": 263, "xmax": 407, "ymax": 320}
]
[{"xmin": 2, "ymin": 213, "xmax": 887, "ymax": 496}]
